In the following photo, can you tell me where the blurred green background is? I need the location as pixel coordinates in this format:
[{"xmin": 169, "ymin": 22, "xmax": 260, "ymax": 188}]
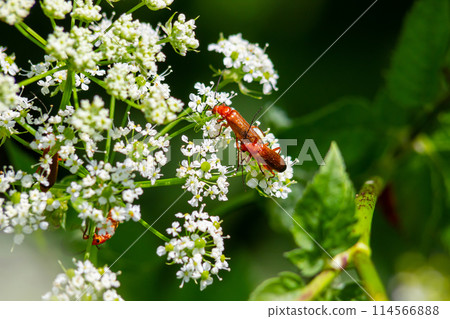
[{"xmin": 2, "ymin": 0, "xmax": 450, "ymax": 300}]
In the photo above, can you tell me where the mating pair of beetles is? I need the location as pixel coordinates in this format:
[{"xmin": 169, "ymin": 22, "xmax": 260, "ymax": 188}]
[{"xmin": 212, "ymin": 104, "xmax": 287, "ymax": 175}]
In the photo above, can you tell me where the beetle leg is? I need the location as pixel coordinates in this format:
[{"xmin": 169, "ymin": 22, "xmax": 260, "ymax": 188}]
[
  {"xmin": 82, "ymin": 224, "xmax": 90, "ymax": 240},
  {"xmin": 211, "ymin": 122, "xmax": 228, "ymax": 139},
  {"xmin": 272, "ymin": 147, "xmax": 281, "ymax": 153}
]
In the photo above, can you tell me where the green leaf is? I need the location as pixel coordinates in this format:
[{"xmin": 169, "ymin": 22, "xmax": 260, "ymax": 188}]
[
  {"xmin": 291, "ymin": 142, "xmax": 357, "ymax": 274},
  {"xmin": 249, "ymin": 271, "xmax": 304, "ymax": 301},
  {"xmin": 384, "ymin": 0, "xmax": 450, "ymax": 109},
  {"xmin": 284, "ymin": 248, "xmax": 324, "ymax": 277},
  {"xmin": 5, "ymin": 139, "xmax": 36, "ymax": 174}
]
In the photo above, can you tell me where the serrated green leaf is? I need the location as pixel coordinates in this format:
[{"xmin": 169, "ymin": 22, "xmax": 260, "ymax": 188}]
[
  {"xmin": 249, "ymin": 271, "xmax": 304, "ymax": 301},
  {"xmin": 292, "ymin": 142, "xmax": 357, "ymax": 265},
  {"xmin": 384, "ymin": 0, "xmax": 450, "ymax": 109}
]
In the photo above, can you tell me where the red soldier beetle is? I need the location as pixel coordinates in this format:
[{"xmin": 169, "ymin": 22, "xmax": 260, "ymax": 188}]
[
  {"xmin": 83, "ymin": 210, "xmax": 120, "ymax": 246},
  {"xmin": 211, "ymin": 104, "xmax": 286, "ymax": 175}
]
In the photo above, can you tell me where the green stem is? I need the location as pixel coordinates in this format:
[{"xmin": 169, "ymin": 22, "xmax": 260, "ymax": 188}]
[
  {"xmin": 139, "ymin": 219, "xmax": 170, "ymax": 242},
  {"xmin": 19, "ymin": 23, "xmax": 47, "ymax": 45},
  {"xmin": 86, "ymin": 74, "xmax": 142, "ymax": 110},
  {"xmin": 71, "ymin": 0, "xmax": 77, "ymax": 29},
  {"xmin": 17, "ymin": 22, "xmax": 47, "ymax": 46},
  {"xmin": 85, "ymin": 73, "xmax": 107, "ymax": 89},
  {"xmin": 84, "ymin": 222, "xmax": 96, "ymax": 261},
  {"xmin": 127, "ymin": 2, "xmax": 146, "ymax": 14},
  {"xmin": 137, "ymin": 177, "xmax": 187, "ymax": 188},
  {"xmin": 353, "ymin": 249, "xmax": 388, "ymax": 301},
  {"xmin": 120, "ymin": 104, "xmax": 132, "ymax": 128},
  {"xmin": 155, "ymin": 108, "xmax": 193, "ymax": 139},
  {"xmin": 18, "ymin": 66, "xmax": 67, "ymax": 87},
  {"xmin": 168, "ymin": 123, "xmax": 195, "ymax": 139},
  {"xmin": 15, "ymin": 23, "xmax": 46, "ymax": 50},
  {"xmin": 55, "ymin": 195, "xmax": 71, "ymax": 201},
  {"xmin": 352, "ymin": 177, "xmax": 388, "ymax": 301},
  {"xmin": 105, "ymin": 96, "xmax": 115, "ymax": 163},
  {"xmin": 11, "ymin": 134, "xmax": 36, "ymax": 152},
  {"xmin": 59, "ymin": 69, "xmax": 74, "ymax": 110},
  {"xmin": 18, "ymin": 120, "xmax": 36, "ymax": 136},
  {"xmin": 72, "ymin": 75, "xmax": 80, "ymax": 109},
  {"xmin": 298, "ymin": 270, "xmax": 339, "ymax": 301},
  {"xmin": 353, "ymin": 177, "xmax": 384, "ymax": 246},
  {"xmin": 136, "ymin": 170, "xmax": 245, "ymax": 189},
  {"xmin": 49, "ymin": 17, "xmax": 56, "ymax": 29}
]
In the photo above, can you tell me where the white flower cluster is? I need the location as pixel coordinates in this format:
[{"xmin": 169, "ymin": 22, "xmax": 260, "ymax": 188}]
[
  {"xmin": 99, "ymin": 13, "xmax": 165, "ymax": 75},
  {"xmin": 0, "ymin": 91, "xmax": 33, "ymax": 142},
  {"xmin": 162, "ymin": 13, "xmax": 199, "ymax": 56},
  {"xmin": 42, "ymin": 259, "xmax": 123, "ymax": 301},
  {"xmin": 33, "ymin": 59, "xmax": 100, "ymax": 95},
  {"xmin": 176, "ymin": 82, "xmax": 240, "ymax": 207},
  {"xmin": 0, "ymin": 46, "xmax": 19, "ymax": 75},
  {"xmin": 0, "ymin": 167, "xmax": 60, "ymax": 245},
  {"xmin": 144, "ymin": 0, "xmax": 173, "ymax": 11},
  {"xmin": 71, "ymin": 0, "xmax": 101, "ymax": 23},
  {"xmin": 105, "ymin": 63, "xmax": 184, "ymax": 124},
  {"xmin": 0, "ymin": 73, "xmax": 19, "ymax": 113},
  {"xmin": 141, "ymin": 79, "xmax": 184, "ymax": 124},
  {"xmin": 66, "ymin": 119, "xmax": 170, "ymax": 230},
  {"xmin": 0, "ymin": 0, "xmax": 35, "ymax": 25},
  {"xmin": 208, "ymin": 33, "xmax": 279, "ymax": 95},
  {"xmin": 157, "ymin": 205, "xmax": 230, "ymax": 290},
  {"xmin": 46, "ymin": 25, "xmax": 102, "ymax": 72},
  {"xmin": 177, "ymin": 133, "xmax": 234, "ymax": 207},
  {"xmin": 69, "ymin": 95, "xmax": 112, "ymax": 142},
  {"xmin": 67, "ymin": 159, "xmax": 143, "ymax": 229},
  {"xmin": 188, "ymin": 82, "xmax": 235, "ymax": 114},
  {"xmin": 41, "ymin": 0, "xmax": 72, "ymax": 20},
  {"xmin": 111, "ymin": 119, "xmax": 171, "ymax": 185}
]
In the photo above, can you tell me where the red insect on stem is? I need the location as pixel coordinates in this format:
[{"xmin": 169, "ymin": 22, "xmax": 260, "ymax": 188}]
[
  {"xmin": 83, "ymin": 211, "xmax": 120, "ymax": 246},
  {"xmin": 212, "ymin": 104, "xmax": 286, "ymax": 175}
]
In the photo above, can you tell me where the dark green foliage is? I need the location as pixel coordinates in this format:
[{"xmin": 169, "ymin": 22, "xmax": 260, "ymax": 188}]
[{"xmin": 384, "ymin": 0, "xmax": 449, "ymax": 109}]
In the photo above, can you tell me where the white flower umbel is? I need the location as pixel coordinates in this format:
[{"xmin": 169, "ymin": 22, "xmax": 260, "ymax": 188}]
[
  {"xmin": 0, "ymin": 73, "xmax": 19, "ymax": 113},
  {"xmin": 0, "ymin": 46, "xmax": 20, "ymax": 75},
  {"xmin": 46, "ymin": 25, "xmax": 101, "ymax": 72},
  {"xmin": 42, "ymin": 259, "xmax": 123, "ymax": 301},
  {"xmin": 162, "ymin": 13, "xmax": 199, "ymax": 56},
  {"xmin": 41, "ymin": 0, "xmax": 72, "ymax": 20},
  {"xmin": 0, "ymin": 0, "xmax": 35, "ymax": 25},
  {"xmin": 97, "ymin": 13, "xmax": 165, "ymax": 75},
  {"xmin": 0, "ymin": 168, "xmax": 58, "ymax": 245},
  {"xmin": 208, "ymin": 33, "xmax": 279, "ymax": 95},
  {"xmin": 69, "ymin": 95, "xmax": 111, "ymax": 142},
  {"xmin": 105, "ymin": 63, "xmax": 183, "ymax": 124},
  {"xmin": 157, "ymin": 205, "xmax": 230, "ymax": 290},
  {"xmin": 71, "ymin": 0, "xmax": 101, "ymax": 23},
  {"xmin": 144, "ymin": 0, "xmax": 173, "ymax": 11}
]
